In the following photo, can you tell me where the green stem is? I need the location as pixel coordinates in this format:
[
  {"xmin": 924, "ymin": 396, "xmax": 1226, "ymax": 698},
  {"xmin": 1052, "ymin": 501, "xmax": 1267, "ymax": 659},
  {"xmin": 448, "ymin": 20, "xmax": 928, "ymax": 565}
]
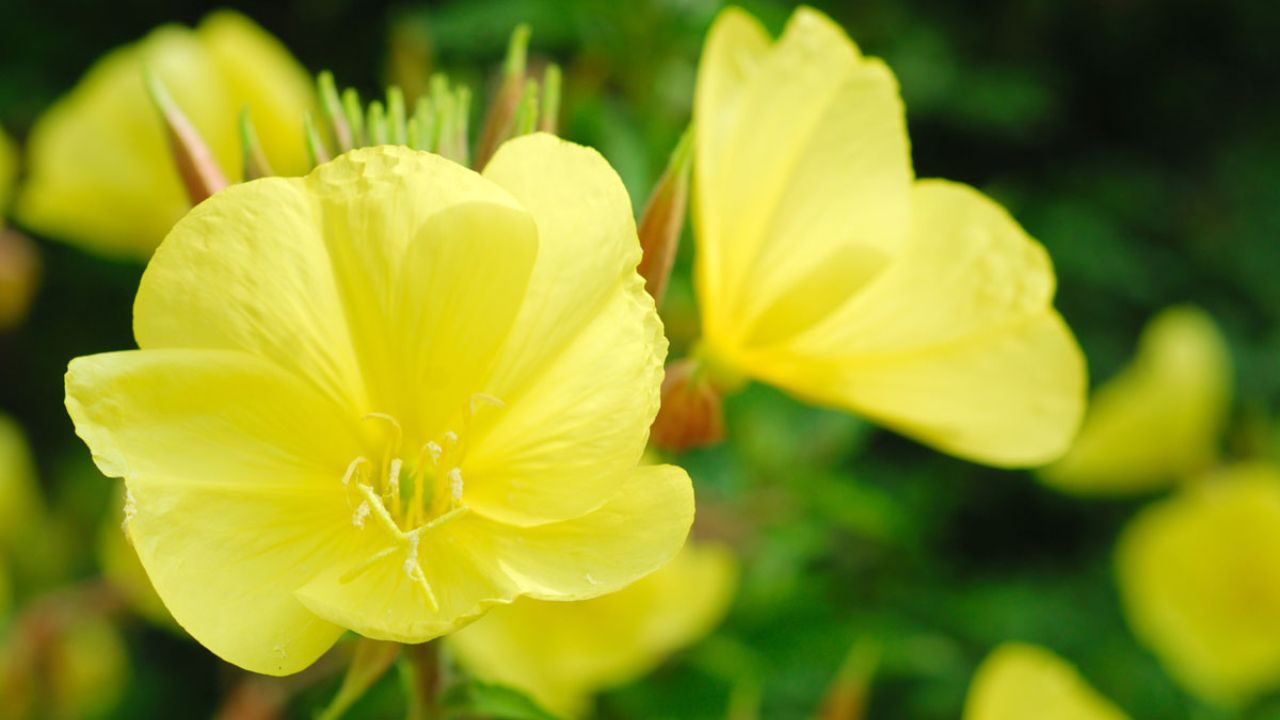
[{"xmin": 402, "ymin": 640, "xmax": 444, "ymax": 720}]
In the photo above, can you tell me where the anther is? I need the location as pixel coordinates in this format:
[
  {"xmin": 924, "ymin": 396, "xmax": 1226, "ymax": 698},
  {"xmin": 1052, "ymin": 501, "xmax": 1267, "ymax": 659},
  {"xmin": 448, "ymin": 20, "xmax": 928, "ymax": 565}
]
[
  {"xmin": 362, "ymin": 412, "xmax": 404, "ymax": 453},
  {"xmin": 341, "ymin": 456, "xmax": 368, "ymax": 486},
  {"xmin": 425, "ymin": 441, "xmax": 442, "ymax": 464},
  {"xmin": 352, "ymin": 500, "xmax": 371, "ymax": 528},
  {"xmin": 449, "ymin": 467, "xmax": 464, "ymax": 502}
]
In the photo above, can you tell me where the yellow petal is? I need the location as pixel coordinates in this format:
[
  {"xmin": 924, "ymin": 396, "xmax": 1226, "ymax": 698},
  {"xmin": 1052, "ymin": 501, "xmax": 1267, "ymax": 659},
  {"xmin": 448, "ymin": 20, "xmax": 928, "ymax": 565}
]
[
  {"xmin": 135, "ymin": 147, "xmax": 532, "ymax": 424},
  {"xmin": 478, "ymin": 464, "xmax": 694, "ymax": 600},
  {"xmin": 747, "ymin": 181, "xmax": 1085, "ymax": 466},
  {"xmin": 65, "ymin": 349, "xmax": 362, "ymax": 674},
  {"xmin": 448, "ymin": 542, "xmax": 737, "ymax": 718},
  {"xmin": 197, "ymin": 10, "xmax": 314, "ymax": 176},
  {"xmin": 295, "ymin": 464, "xmax": 693, "ymax": 643},
  {"xmin": 694, "ymin": 7, "xmax": 912, "ymax": 347},
  {"xmin": 306, "ymin": 147, "xmax": 531, "ymax": 420},
  {"xmin": 1043, "ymin": 306, "xmax": 1231, "ymax": 495},
  {"xmin": 964, "ymin": 643, "xmax": 1129, "ymax": 720},
  {"xmin": 1115, "ymin": 463, "xmax": 1280, "ymax": 703},
  {"xmin": 16, "ymin": 13, "xmax": 311, "ymax": 258},
  {"xmin": 472, "ymin": 134, "xmax": 666, "ymax": 525}
]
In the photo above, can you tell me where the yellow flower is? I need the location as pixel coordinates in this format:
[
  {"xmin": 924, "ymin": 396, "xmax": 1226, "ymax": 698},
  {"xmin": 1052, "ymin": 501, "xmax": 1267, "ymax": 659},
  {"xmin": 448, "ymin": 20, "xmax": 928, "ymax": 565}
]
[
  {"xmin": 99, "ymin": 485, "xmax": 176, "ymax": 630},
  {"xmin": 64, "ymin": 139, "xmax": 693, "ymax": 675},
  {"xmin": 1115, "ymin": 463, "xmax": 1280, "ymax": 703},
  {"xmin": 0, "ymin": 126, "xmax": 16, "ymax": 214},
  {"xmin": 0, "ymin": 414, "xmax": 43, "ymax": 553},
  {"xmin": 448, "ymin": 542, "xmax": 737, "ymax": 717},
  {"xmin": 1042, "ymin": 306, "xmax": 1231, "ymax": 495},
  {"xmin": 16, "ymin": 10, "xmax": 313, "ymax": 260},
  {"xmin": 690, "ymin": 7, "xmax": 1084, "ymax": 466},
  {"xmin": 964, "ymin": 643, "xmax": 1129, "ymax": 720}
]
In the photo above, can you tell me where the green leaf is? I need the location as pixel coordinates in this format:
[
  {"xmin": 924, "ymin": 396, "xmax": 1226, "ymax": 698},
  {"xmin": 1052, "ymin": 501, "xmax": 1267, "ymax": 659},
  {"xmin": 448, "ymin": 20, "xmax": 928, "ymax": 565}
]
[{"xmin": 441, "ymin": 679, "xmax": 560, "ymax": 720}]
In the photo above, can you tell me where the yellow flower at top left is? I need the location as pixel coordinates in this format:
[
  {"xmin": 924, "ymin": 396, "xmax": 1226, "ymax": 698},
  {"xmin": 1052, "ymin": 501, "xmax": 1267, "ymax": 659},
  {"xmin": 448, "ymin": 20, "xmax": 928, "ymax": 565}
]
[{"xmin": 16, "ymin": 10, "xmax": 313, "ymax": 260}]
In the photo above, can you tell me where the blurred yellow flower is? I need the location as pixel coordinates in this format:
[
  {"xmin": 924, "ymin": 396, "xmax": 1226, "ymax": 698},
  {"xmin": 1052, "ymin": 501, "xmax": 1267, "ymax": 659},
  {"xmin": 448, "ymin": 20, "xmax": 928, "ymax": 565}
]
[
  {"xmin": 1115, "ymin": 463, "xmax": 1280, "ymax": 703},
  {"xmin": 0, "ymin": 414, "xmax": 43, "ymax": 553},
  {"xmin": 448, "ymin": 542, "xmax": 737, "ymax": 717},
  {"xmin": 0, "ymin": 126, "xmax": 16, "ymax": 214},
  {"xmin": 690, "ymin": 7, "xmax": 1084, "ymax": 466},
  {"xmin": 65, "ymin": 139, "xmax": 692, "ymax": 675},
  {"xmin": 99, "ymin": 485, "xmax": 175, "ymax": 629},
  {"xmin": 1042, "ymin": 306, "xmax": 1231, "ymax": 495},
  {"xmin": 16, "ymin": 10, "xmax": 313, "ymax": 260},
  {"xmin": 964, "ymin": 643, "xmax": 1129, "ymax": 720}
]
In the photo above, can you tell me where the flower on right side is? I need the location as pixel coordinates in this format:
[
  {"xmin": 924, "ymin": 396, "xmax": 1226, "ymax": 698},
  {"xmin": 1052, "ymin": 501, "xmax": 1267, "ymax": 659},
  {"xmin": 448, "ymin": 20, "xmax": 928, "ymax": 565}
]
[{"xmin": 664, "ymin": 6, "xmax": 1085, "ymax": 466}]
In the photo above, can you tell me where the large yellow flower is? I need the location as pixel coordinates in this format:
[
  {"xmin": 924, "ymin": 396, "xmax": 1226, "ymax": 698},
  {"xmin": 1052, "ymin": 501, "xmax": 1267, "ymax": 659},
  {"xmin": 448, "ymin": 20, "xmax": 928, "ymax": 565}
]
[
  {"xmin": 65, "ymin": 138, "xmax": 693, "ymax": 675},
  {"xmin": 1115, "ymin": 463, "xmax": 1280, "ymax": 703},
  {"xmin": 964, "ymin": 643, "xmax": 1129, "ymax": 720},
  {"xmin": 1042, "ymin": 306, "xmax": 1231, "ymax": 495},
  {"xmin": 17, "ymin": 11, "xmax": 313, "ymax": 259},
  {"xmin": 690, "ymin": 7, "xmax": 1084, "ymax": 466},
  {"xmin": 448, "ymin": 542, "xmax": 737, "ymax": 717}
]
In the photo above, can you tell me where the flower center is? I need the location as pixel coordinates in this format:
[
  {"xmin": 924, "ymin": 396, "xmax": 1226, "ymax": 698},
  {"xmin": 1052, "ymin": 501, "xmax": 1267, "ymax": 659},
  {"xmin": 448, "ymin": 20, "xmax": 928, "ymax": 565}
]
[{"xmin": 337, "ymin": 395, "xmax": 503, "ymax": 609}]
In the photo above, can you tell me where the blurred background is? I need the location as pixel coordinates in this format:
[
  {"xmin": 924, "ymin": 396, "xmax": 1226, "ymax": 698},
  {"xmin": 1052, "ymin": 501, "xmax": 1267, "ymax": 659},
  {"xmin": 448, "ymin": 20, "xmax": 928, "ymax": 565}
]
[{"xmin": 1, "ymin": 0, "xmax": 1279, "ymax": 717}]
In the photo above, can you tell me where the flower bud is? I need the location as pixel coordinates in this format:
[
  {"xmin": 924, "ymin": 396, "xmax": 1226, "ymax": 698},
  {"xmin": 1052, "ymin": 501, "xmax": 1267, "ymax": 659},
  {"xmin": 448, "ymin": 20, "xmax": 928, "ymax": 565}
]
[
  {"xmin": 145, "ymin": 71, "xmax": 228, "ymax": 204},
  {"xmin": 637, "ymin": 130, "xmax": 691, "ymax": 307},
  {"xmin": 650, "ymin": 358, "xmax": 725, "ymax": 453}
]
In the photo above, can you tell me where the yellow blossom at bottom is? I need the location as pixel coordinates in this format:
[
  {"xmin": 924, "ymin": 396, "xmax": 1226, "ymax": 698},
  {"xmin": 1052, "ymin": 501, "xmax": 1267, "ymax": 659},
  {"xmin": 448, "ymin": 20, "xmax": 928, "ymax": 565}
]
[
  {"xmin": 1115, "ymin": 463, "xmax": 1280, "ymax": 703},
  {"xmin": 964, "ymin": 643, "xmax": 1129, "ymax": 720},
  {"xmin": 65, "ymin": 138, "xmax": 692, "ymax": 675},
  {"xmin": 448, "ymin": 542, "xmax": 736, "ymax": 717}
]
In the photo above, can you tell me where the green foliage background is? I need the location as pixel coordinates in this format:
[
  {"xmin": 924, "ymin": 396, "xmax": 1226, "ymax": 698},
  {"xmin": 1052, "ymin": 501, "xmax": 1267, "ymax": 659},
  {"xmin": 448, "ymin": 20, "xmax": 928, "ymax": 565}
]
[{"xmin": 0, "ymin": 0, "xmax": 1278, "ymax": 717}]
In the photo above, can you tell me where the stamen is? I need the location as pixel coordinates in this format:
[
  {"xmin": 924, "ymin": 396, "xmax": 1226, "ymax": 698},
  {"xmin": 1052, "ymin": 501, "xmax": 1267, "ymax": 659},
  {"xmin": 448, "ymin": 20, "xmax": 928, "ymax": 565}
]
[
  {"xmin": 388, "ymin": 457, "xmax": 403, "ymax": 516},
  {"xmin": 410, "ymin": 563, "xmax": 439, "ymax": 611},
  {"xmin": 338, "ymin": 544, "xmax": 399, "ymax": 583},
  {"xmin": 341, "ymin": 456, "xmax": 368, "ymax": 486},
  {"xmin": 402, "ymin": 533, "xmax": 419, "ymax": 577},
  {"xmin": 425, "ymin": 441, "xmax": 442, "ymax": 464},
  {"xmin": 352, "ymin": 500, "xmax": 371, "ymax": 528},
  {"xmin": 406, "ymin": 505, "xmax": 471, "ymax": 537},
  {"xmin": 448, "ymin": 467, "xmax": 464, "ymax": 503},
  {"xmin": 443, "ymin": 430, "xmax": 459, "ymax": 446},
  {"xmin": 362, "ymin": 412, "xmax": 403, "ymax": 442},
  {"xmin": 356, "ymin": 484, "xmax": 405, "ymax": 539}
]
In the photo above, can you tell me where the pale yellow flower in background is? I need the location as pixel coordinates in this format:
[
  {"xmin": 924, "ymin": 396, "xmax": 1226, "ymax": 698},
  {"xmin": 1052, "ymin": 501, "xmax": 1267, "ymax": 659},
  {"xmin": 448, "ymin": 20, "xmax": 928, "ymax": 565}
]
[
  {"xmin": 1115, "ymin": 463, "xmax": 1280, "ymax": 704},
  {"xmin": 0, "ymin": 414, "xmax": 44, "ymax": 553},
  {"xmin": 1041, "ymin": 306, "xmax": 1231, "ymax": 495},
  {"xmin": 0, "ymin": 126, "xmax": 16, "ymax": 214},
  {"xmin": 448, "ymin": 542, "xmax": 737, "ymax": 717},
  {"xmin": 99, "ymin": 485, "xmax": 175, "ymax": 629},
  {"xmin": 690, "ymin": 6, "xmax": 1084, "ymax": 466},
  {"xmin": 964, "ymin": 643, "xmax": 1129, "ymax": 720},
  {"xmin": 65, "ymin": 139, "xmax": 692, "ymax": 675},
  {"xmin": 16, "ymin": 10, "xmax": 313, "ymax": 259}
]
